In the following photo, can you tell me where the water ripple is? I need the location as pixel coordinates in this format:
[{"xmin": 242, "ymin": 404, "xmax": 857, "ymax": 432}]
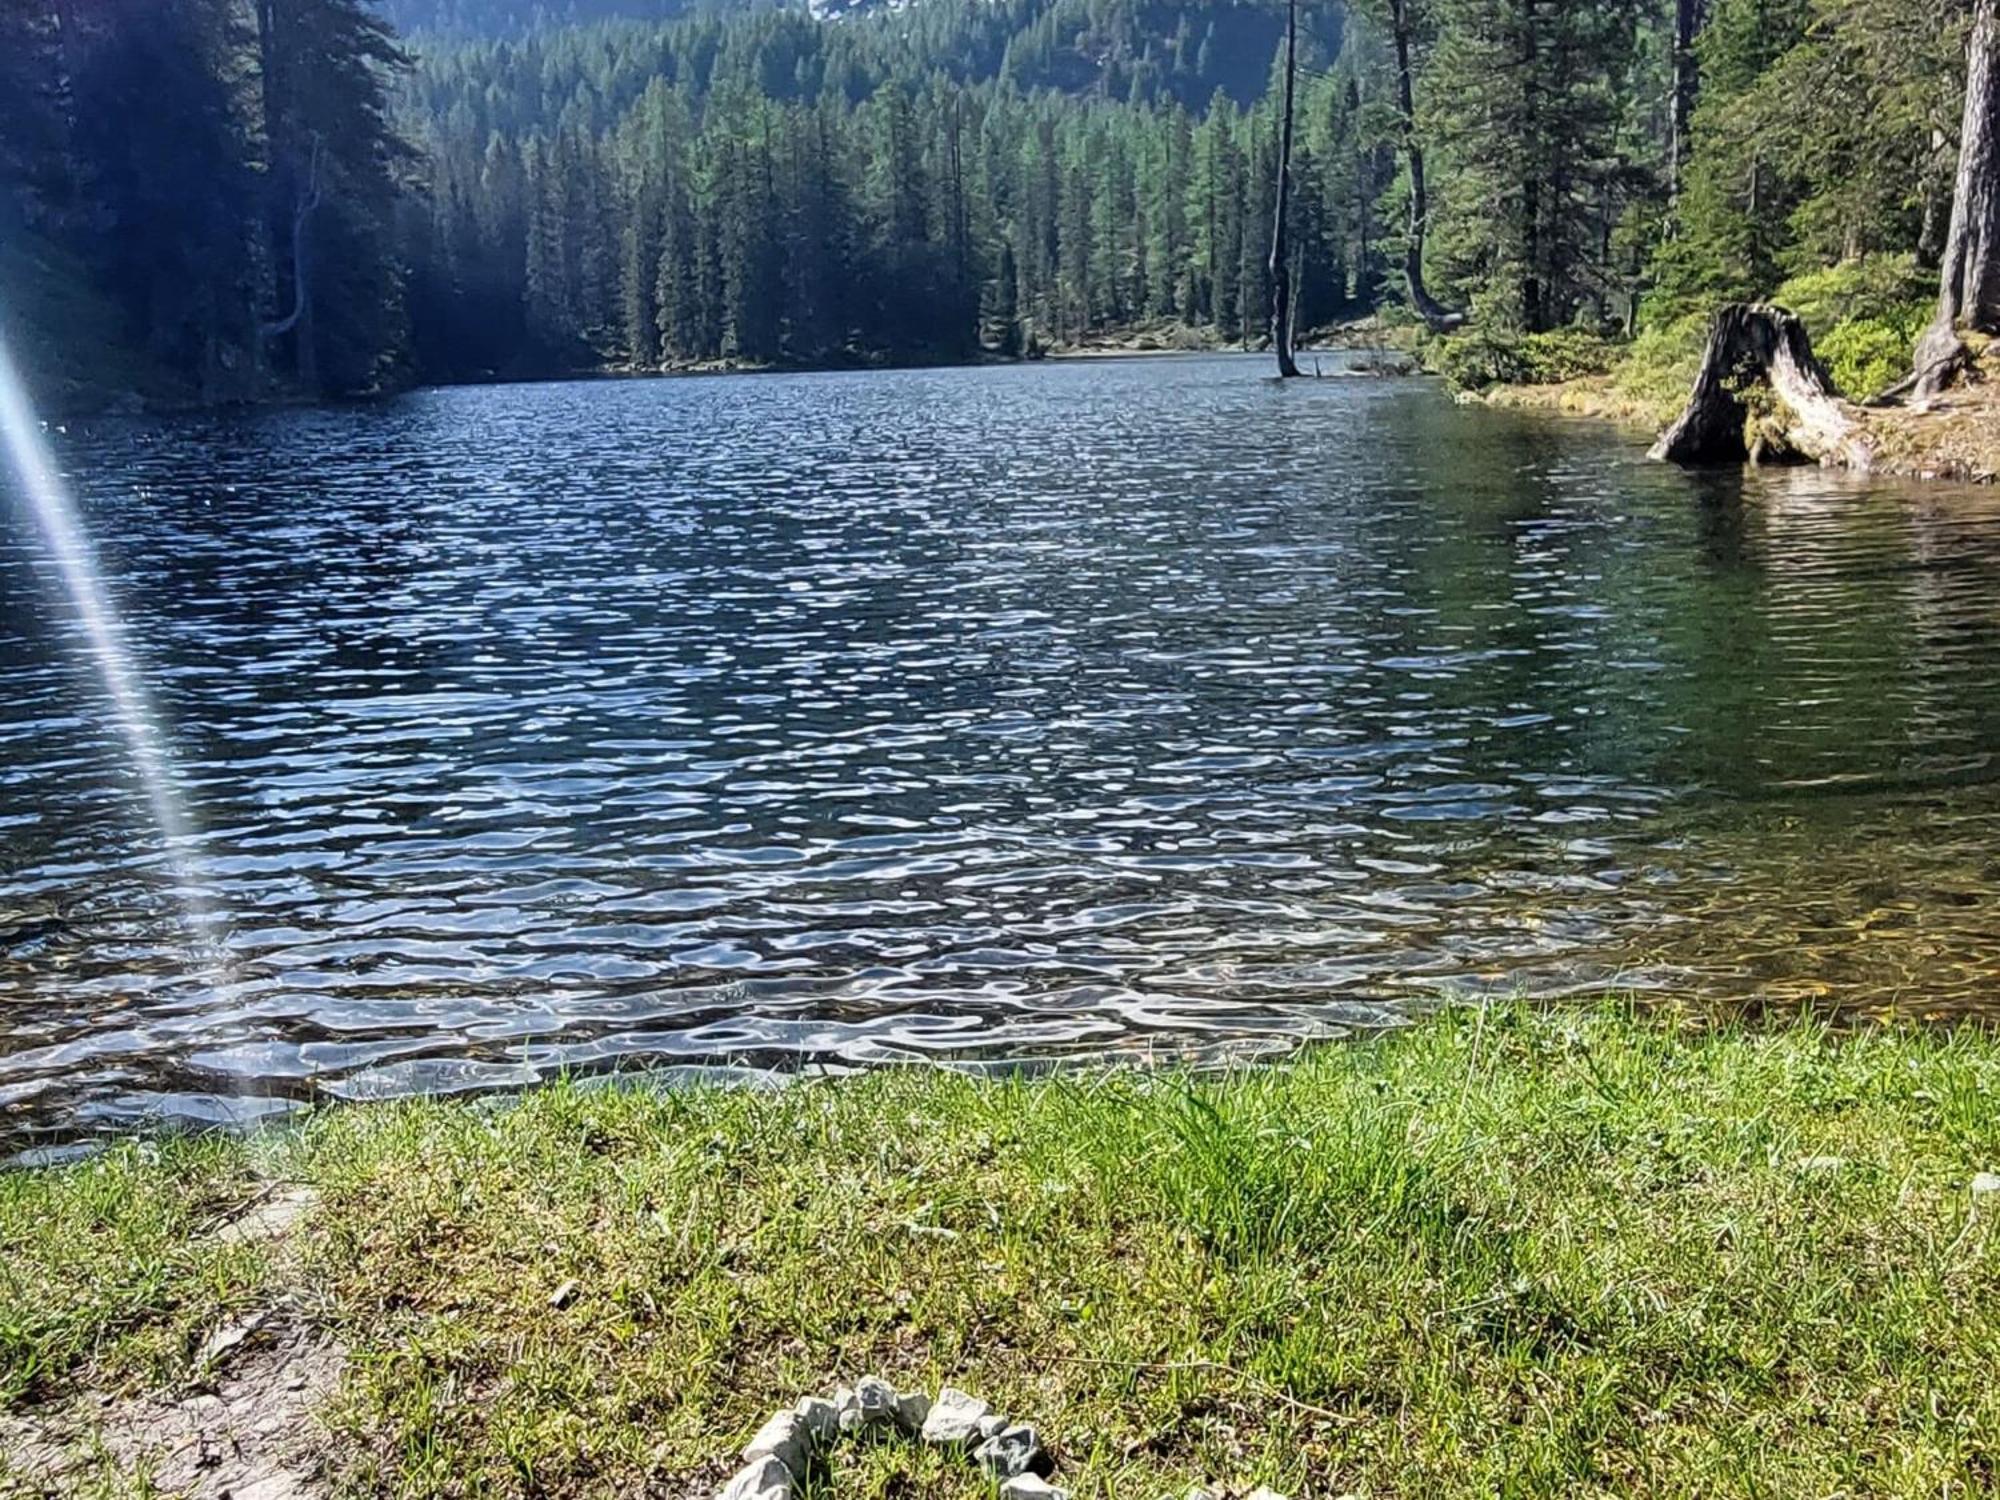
[{"xmin": 6, "ymin": 355, "xmax": 2000, "ymax": 1142}]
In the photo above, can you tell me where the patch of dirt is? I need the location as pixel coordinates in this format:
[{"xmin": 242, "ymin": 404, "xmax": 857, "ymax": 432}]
[
  {"xmin": 1, "ymin": 1187, "xmax": 344, "ymax": 1500},
  {"xmin": 1863, "ymin": 365, "xmax": 2000, "ymax": 481}
]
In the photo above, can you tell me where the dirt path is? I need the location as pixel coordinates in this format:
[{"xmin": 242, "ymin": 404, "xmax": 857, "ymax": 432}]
[{"xmin": 0, "ymin": 1188, "xmax": 344, "ymax": 1500}]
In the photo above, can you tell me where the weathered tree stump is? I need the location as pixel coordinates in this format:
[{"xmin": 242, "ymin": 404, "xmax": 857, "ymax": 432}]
[{"xmin": 1649, "ymin": 303, "xmax": 1873, "ymax": 471}]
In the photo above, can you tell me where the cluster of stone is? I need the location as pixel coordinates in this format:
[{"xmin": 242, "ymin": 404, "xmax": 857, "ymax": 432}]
[{"xmin": 713, "ymin": 1377, "xmax": 1066, "ymax": 1500}]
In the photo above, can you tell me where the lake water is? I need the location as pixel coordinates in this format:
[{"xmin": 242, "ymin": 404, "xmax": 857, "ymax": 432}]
[{"xmin": 5, "ymin": 353, "xmax": 2000, "ymax": 1143}]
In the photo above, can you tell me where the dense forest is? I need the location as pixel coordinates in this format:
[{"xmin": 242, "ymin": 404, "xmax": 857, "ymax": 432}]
[{"xmin": 0, "ymin": 0, "xmax": 1976, "ymax": 405}]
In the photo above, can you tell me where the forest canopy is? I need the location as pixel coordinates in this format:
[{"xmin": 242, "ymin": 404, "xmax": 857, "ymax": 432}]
[{"xmin": 0, "ymin": 0, "xmax": 1973, "ymax": 405}]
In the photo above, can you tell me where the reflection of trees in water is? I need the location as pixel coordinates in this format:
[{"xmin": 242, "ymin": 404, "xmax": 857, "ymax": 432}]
[{"xmin": 1606, "ymin": 474, "xmax": 2000, "ymax": 1020}]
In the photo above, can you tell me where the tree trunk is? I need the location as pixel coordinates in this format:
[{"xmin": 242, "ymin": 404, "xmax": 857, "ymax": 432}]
[
  {"xmin": 1269, "ymin": 0, "xmax": 1301, "ymax": 378},
  {"xmin": 1388, "ymin": 0, "xmax": 1463, "ymax": 330},
  {"xmin": 1913, "ymin": 0, "xmax": 2000, "ymax": 399},
  {"xmin": 1668, "ymin": 0, "xmax": 1705, "ymax": 205},
  {"xmin": 1651, "ymin": 304, "xmax": 1873, "ymax": 471},
  {"xmin": 254, "ymin": 0, "xmax": 322, "ymax": 393},
  {"xmin": 1518, "ymin": 21, "xmax": 1543, "ymax": 334}
]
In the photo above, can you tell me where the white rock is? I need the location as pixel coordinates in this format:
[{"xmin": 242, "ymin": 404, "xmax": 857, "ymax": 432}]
[
  {"xmin": 853, "ymin": 1375, "xmax": 899, "ymax": 1429},
  {"xmin": 922, "ymin": 1387, "xmax": 991, "ymax": 1445},
  {"xmin": 976, "ymin": 1413, "xmax": 1009, "ymax": 1439},
  {"xmin": 1000, "ymin": 1477, "xmax": 1070, "ymax": 1500},
  {"xmin": 795, "ymin": 1395, "xmax": 839, "ymax": 1447},
  {"xmin": 892, "ymin": 1386, "xmax": 931, "ymax": 1433},
  {"xmin": 833, "ymin": 1384, "xmax": 861, "ymax": 1435},
  {"xmin": 1973, "ymin": 1171, "xmax": 2000, "ymax": 1200},
  {"xmin": 1244, "ymin": 1489, "xmax": 1291, "ymax": 1500},
  {"xmin": 1181, "ymin": 1489, "xmax": 1222, "ymax": 1500},
  {"xmin": 195, "ymin": 1312, "xmax": 265, "ymax": 1368},
  {"xmin": 973, "ymin": 1423, "xmax": 1043, "ymax": 1479},
  {"xmin": 743, "ymin": 1409, "xmax": 810, "ymax": 1473},
  {"xmin": 718, "ymin": 1455, "xmax": 793, "ymax": 1500}
]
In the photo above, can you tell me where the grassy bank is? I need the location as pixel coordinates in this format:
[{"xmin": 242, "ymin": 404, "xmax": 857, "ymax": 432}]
[
  {"xmin": 1422, "ymin": 255, "xmax": 2000, "ymax": 481},
  {"xmin": 6, "ymin": 1004, "xmax": 2000, "ymax": 1497}
]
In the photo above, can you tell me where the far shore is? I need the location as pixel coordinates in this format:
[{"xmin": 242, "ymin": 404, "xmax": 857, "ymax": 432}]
[{"xmin": 30, "ymin": 321, "xmax": 1410, "ymax": 420}]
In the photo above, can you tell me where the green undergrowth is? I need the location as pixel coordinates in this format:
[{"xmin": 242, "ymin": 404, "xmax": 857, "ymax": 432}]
[
  {"xmin": 6, "ymin": 1003, "xmax": 2000, "ymax": 1497},
  {"xmin": 1426, "ymin": 254, "xmax": 1939, "ymax": 423}
]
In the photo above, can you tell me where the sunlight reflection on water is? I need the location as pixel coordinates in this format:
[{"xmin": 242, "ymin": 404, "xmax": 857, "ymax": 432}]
[{"xmin": 5, "ymin": 354, "xmax": 2000, "ymax": 1142}]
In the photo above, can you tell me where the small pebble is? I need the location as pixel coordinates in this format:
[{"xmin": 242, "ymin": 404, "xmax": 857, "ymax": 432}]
[
  {"xmin": 892, "ymin": 1386, "xmax": 931, "ymax": 1433},
  {"xmin": 1973, "ymin": 1171, "xmax": 2000, "ymax": 1200},
  {"xmin": 974, "ymin": 1423, "xmax": 1045, "ymax": 1479},
  {"xmin": 853, "ymin": 1374, "xmax": 899, "ymax": 1429},
  {"xmin": 1000, "ymin": 1477, "xmax": 1069, "ymax": 1500}
]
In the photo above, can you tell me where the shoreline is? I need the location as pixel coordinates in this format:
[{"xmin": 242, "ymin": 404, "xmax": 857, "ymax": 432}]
[
  {"xmin": 35, "ymin": 322, "xmax": 1405, "ymax": 419},
  {"xmin": 1448, "ymin": 341, "xmax": 2000, "ymax": 485},
  {"xmin": 5, "ymin": 1003, "xmax": 1998, "ymax": 1497}
]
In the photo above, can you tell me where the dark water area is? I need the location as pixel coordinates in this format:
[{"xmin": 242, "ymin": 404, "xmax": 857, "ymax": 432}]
[{"xmin": 5, "ymin": 353, "xmax": 2000, "ymax": 1145}]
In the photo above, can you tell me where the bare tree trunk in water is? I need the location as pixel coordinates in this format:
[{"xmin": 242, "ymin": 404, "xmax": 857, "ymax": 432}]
[
  {"xmin": 1910, "ymin": 0, "xmax": 2000, "ymax": 399},
  {"xmin": 1269, "ymin": 0, "xmax": 1301, "ymax": 377},
  {"xmin": 1388, "ymin": 0, "xmax": 1461, "ymax": 330},
  {"xmin": 1668, "ymin": 0, "xmax": 1705, "ymax": 205}
]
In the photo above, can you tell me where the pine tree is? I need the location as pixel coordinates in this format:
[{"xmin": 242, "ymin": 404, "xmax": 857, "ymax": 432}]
[{"xmin": 254, "ymin": 0, "xmax": 412, "ymax": 394}]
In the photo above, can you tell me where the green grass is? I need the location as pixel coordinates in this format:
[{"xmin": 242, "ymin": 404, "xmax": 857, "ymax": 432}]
[
  {"xmin": 7, "ymin": 1004, "xmax": 2000, "ymax": 1496},
  {"xmin": 0, "ymin": 1133, "xmax": 272, "ymax": 1406}
]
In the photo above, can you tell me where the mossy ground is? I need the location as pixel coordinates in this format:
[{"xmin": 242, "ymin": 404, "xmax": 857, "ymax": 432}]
[
  {"xmin": 1424, "ymin": 255, "xmax": 2000, "ymax": 481},
  {"xmin": 5, "ymin": 1004, "xmax": 2000, "ymax": 1498}
]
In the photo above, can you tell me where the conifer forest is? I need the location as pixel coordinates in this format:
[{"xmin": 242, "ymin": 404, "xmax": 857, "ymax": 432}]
[{"xmin": 0, "ymin": 0, "xmax": 1972, "ymax": 401}]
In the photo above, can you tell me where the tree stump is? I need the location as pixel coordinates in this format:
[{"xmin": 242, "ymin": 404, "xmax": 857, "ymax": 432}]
[{"xmin": 1649, "ymin": 304, "xmax": 1873, "ymax": 471}]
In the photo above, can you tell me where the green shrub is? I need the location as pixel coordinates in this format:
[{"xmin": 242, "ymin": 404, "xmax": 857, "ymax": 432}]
[
  {"xmin": 1519, "ymin": 328, "xmax": 1621, "ymax": 383},
  {"xmin": 1814, "ymin": 318, "xmax": 1916, "ymax": 398},
  {"xmin": 1769, "ymin": 255, "xmax": 1932, "ymax": 395},
  {"xmin": 1428, "ymin": 327, "xmax": 1531, "ymax": 389},
  {"xmin": 1609, "ymin": 311, "xmax": 1711, "ymax": 420},
  {"xmin": 1428, "ymin": 326, "xmax": 1620, "ymax": 391},
  {"xmin": 1772, "ymin": 255, "xmax": 1933, "ymax": 341}
]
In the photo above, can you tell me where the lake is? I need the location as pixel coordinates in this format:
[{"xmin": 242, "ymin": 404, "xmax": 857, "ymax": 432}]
[{"xmin": 5, "ymin": 353, "xmax": 2000, "ymax": 1144}]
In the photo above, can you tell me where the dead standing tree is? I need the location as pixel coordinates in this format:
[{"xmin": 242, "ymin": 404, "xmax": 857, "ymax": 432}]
[{"xmin": 1269, "ymin": 0, "xmax": 1302, "ymax": 377}]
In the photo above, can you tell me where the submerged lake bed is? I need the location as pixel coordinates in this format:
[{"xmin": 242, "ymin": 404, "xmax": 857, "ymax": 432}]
[{"xmin": 4, "ymin": 353, "xmax": 2000, "ymax": 1143}]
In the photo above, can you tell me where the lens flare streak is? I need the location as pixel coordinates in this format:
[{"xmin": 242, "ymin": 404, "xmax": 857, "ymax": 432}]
[{"xmin": 0, "ymin": 334, "xmax": 216, "ymax": 947}]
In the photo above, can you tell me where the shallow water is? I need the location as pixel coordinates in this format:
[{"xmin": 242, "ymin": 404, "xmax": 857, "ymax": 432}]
[{"xmin": 4, "ymin": 354, "xmax": 2000, "ymax": 1142}]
